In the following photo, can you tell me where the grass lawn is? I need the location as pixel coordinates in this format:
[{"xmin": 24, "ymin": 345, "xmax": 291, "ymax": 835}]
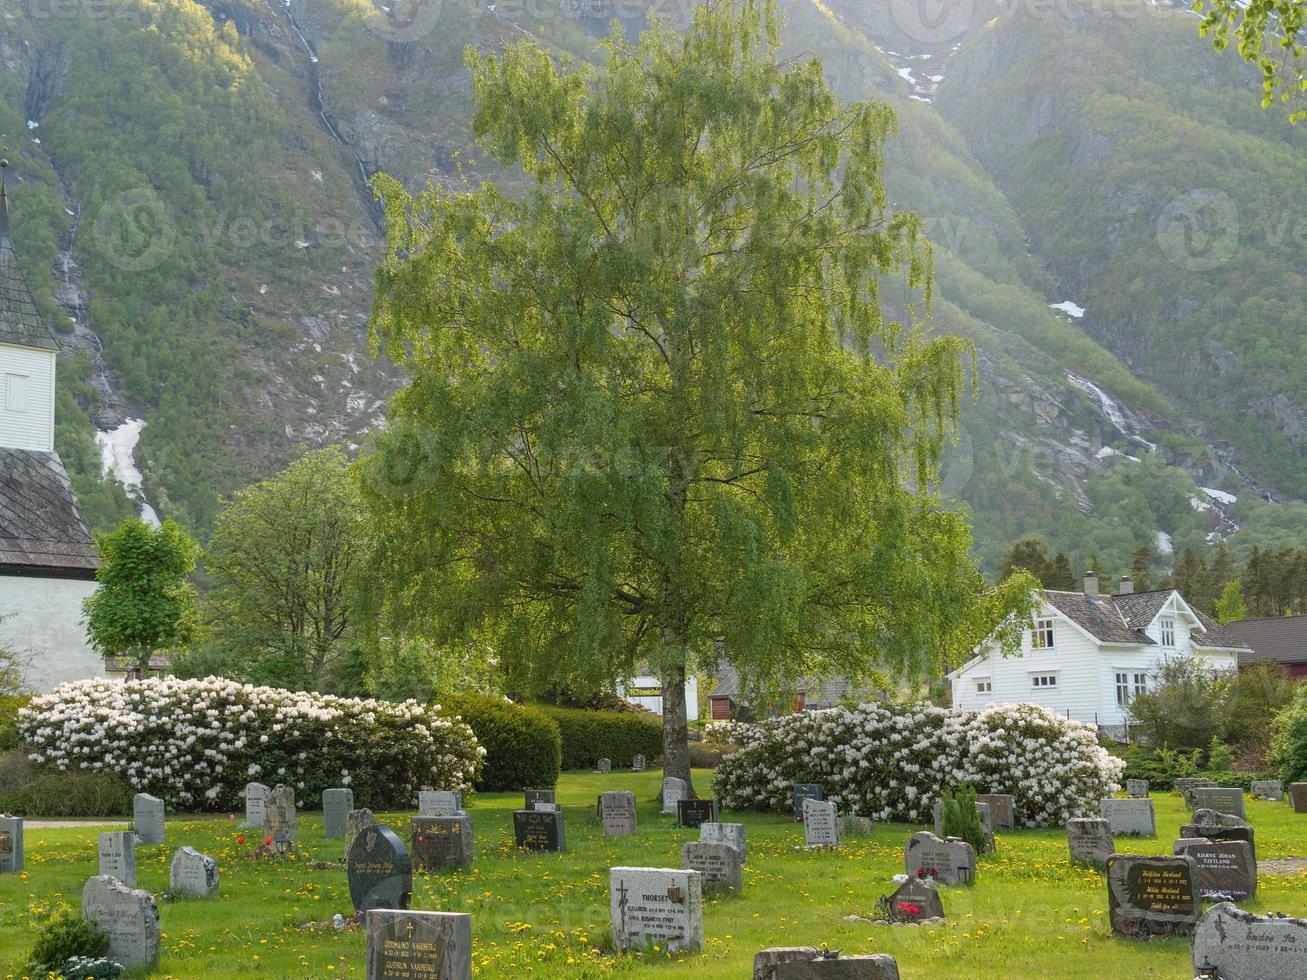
[{"xmin": 2, "ymin": 771, "xmax": 1306, "ymax": 977}]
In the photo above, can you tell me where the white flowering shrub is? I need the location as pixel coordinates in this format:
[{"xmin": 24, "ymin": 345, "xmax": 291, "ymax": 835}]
[
  {"xmin": 713, "ymin": 702, "xmax": 1125, "ymax": 827},
  {"xmin": 702, "ymin": 720, "xmax": 764, "ymax": 748},
  {"xmin": 17, "ymin": 678, "xmax": 484, "ymax": 810}
]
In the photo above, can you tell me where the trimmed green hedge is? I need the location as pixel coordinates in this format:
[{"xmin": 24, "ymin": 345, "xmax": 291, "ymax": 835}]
[
  {"xmin": 444, "ymin": 694, "xmax": 562, "ymax": 791},
  {"xmin": 538, "ymin": 705, "xmax": 662, "ymax": 771}
]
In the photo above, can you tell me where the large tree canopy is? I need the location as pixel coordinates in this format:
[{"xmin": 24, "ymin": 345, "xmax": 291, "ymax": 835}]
[{"xmin": 359, "ymin": 0, "xmax": 1035, "ymax": 785}]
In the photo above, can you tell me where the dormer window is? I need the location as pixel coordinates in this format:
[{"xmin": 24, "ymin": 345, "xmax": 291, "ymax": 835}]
[
  {"xmin": 5, "ymin": 374, "xmax": 29, "ymax": 413},
  {"xmin": 1031, "ymin": 618, "xmax": 1055, "ymax": 650},
  {"xmin": 1159, "ymin": 618, "xmax": 1175, "ymax": 648}
]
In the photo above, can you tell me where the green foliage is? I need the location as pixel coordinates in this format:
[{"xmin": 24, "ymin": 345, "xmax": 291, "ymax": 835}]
[
  {"xmin": 83, "ymin": 518, "xmax": 200, "ymax": 669},
  {"xmin": 1269, "ymin": 683, "xmax": 1307, "ymax": 782},
  {"xmin": 1125, "ymin": 656, "xmax": 1234, "ymax": 750},
  {"xmin": 0, "ymin": 763, "xmax": 136, "ymax": 819},
  {"xmin": 1118, "ymin": 744, "xmax": 1200, "ymax": 791},
  {"xmin": 443, "ymin": 694, "xmax": 561, "ymax": 792},
  {"xmin": 940, "ymin": 785, "xmax": 987, "ymax": 856},
  {"xmin": 1206, "ymin": 735, "xmax": 1235, "ymax": 772},
  {"xmin": 1216, "ymin": 578, "xmax": 1249, "ymax": 624},
  {"xmin": 25, "ymin": 907, "xmax": 108, "ymax": 976},
  {"xmin": 537, "ymin": 706, "xmax": 663, "ymax": 773},
  {"xmin": 1225, "ymin": 663, "xmax": 1298, "ymax": 749},
  {"xmin": 1197, "ymin": 0, "xmax": 1306, "ymax": 121},
  {"xmin": 996, "ymin": 537, "xmax": 1075, "ymax": 589},
  {"xmin": 0, "ymin": 696, "xmax": 31, "ymax": 753}
]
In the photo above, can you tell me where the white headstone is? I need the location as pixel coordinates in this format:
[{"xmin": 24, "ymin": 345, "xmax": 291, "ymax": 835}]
[
  {"xmin": 244, "ymin": 782, "xmax": 270, "ymax": 827},
  {"xmin": 1100, "ymin": 797, "xmax": 1156, "ymax": 837},
  {"xmin": 701, "ymin": 821, "xmax": 748, "ymax": 864},
  {"xmin": 419, "ymin": 790, "xmax": 463, "ymax": 817},
  {"xmin": 169, "ymin": 845, "xmax": 219, "ymax": 897},
  {"xmin": 98, "ymin": 831, "xmax": 136, "ymax": 887},
  {"xmin": 132, "ymin": 793, "xmax": 165, "ymax": 845},
  {"xmin": 82, "ymin": 875, "xmax": 160, "ymax": 971},
  {"xmin": 323, "ymin": 788, "xmax": 354, "ymax": 839},
  {"xmin": 802, "ymin": 798, "xmax": 839, "ymax": 848},
  {"xmin": 661, "ymin": 777, "xmax": 688, "ymax": 815},
  {"xmin": 610, "ymin": 866, "xmax": 704, "ymax": 953}
]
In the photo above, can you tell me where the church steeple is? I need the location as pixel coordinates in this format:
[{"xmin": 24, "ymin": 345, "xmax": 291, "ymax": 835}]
[{"xmin": 0, "ymin": 159, "xmax": 58, "ymax": 353}]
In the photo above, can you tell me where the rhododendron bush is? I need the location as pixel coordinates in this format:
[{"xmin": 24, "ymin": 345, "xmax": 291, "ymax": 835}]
[
  {"xmin": 18, "ymin": 678, "xmax": 483, "ymax": 810},
  {"xmin": 712, "ymin": 702, "xmax": 1125, "ymax": 827}
]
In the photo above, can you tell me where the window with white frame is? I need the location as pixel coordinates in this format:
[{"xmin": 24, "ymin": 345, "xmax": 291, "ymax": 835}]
[
  {"xmin": 1115, "ymin": 671, "xmax": 1131, "ymax": 707},
  {"xmin": 1159, "ymin": 617, "xmax": 1175, "ymax": 648},
  {"xmin": 975, "ymin": 677, "xmax": 992, "ymax": 695},
  {"xmin": 1133, "ymin": 672, "xmax": 1149, "ymax": 697},
  {"xmin": 5, "ymin": 374, "xmax": 29, "ymax": 413},
  {"xmin": 1031, "ymin": 618, "xmax": 1055, "ymax": 649},
  {"xmin": 1031, "ymin": 673, "xmax": 1058, "ymax": 690}
]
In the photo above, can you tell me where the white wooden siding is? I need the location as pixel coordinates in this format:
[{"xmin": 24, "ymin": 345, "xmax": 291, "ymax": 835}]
[{"xmin": 0, "ymin": 343, "xmax": 55, "ymax": 451}]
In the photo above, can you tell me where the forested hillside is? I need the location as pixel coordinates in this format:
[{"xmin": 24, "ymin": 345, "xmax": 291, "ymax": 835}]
[{"xmin": 2, "ymin": 0, "xmax": 1305, "ymax": 580}]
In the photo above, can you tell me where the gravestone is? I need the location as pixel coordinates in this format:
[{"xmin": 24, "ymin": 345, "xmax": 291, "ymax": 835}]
[
  {"xmin": 419, "ymin": 790, "xmax": 464, "ymax": 817},
  {"xmin": 532, "ymin": 801, "xmax": 561, "ymax": 813},
  {"xmin": 662, "ymin": 777, "xmax": 688, "ymax": 815},
  {"xmin": 976, "ymin": 793, "xmax": 1015, "ymax": 830},
  {"xmin": 0, "ymin": 815, "xmax": 19, "ymax": 873},
  {"xmin": 344, "ymin": 808, "xmax": 377, "ymax": 862},
  {"xmin": 411, "ymin": 814, "xmax": 474, "ymax": 871},
  {"xmin": 802, "ymin": 798, "xmax": 840, "ymax": 848},
  {"xmin": 1179, "ymin": 822, "xmax": 1258, "ymax": 866},
  {"xmin": 677, "ymin": 798, "xmax": 718, "ymax": 829},
  {"xmin": 609, "ymin": 866, "xmax": 704, "ymax": 953},
  {"xmin": 1105, "ymin": 854, "xmax": 1201, "ymax": 938},
  {"xmin": 169, "ymin": 845, "xmax": 219, "ymax": 897},
  {"xmin": 1190, "ymin": 787, "xmax": 1246, "ymax": 820},
  {"xmin": 347, "ymin": 824, "xmax": 412, "ymax": 912},
  {"xmin": 600, "ymin": 790, "xmax": 638, "ymax": 837},
  {"xmin": 753, "ymin": 948, "xmax": 902, "ymax": 979},
  {"xmin": 244, "ymin": 782, "xmax": 270, "ymax": 827},
  {"xmin": 1250, "ymin": 779, "xmax": 1284, "ymax": 801},
  {"xmin": 1066, "ymin": 817, "xmax": 1115, "ymax": 868},
  {"xmin": 1172, "ymin": 838, "xmax": 1256, "ymax": 901},
  {"xmin": 887, "ymin": 876, "xmax": 944, "ymax": 923},
  {"xmin": 82, "ymin": 874, "xmax": 160, "ymax": 971},
  {"xmin": 840, "ymin": 813, "xmax": 875, "ymax": 837},
  {"xmin": 632, "ymin": 754, "xmax": 646, "ymax": 771},
  {"xmin": 1100, "ymin": 797, "xmax": 1156, "ymax": 837},
  {"xmin": 1188, "ymin": 807, "xmax": 1251, "ymax": 829},
  {"xmin": 323, "ymin": 788, "xmax": 354, "ymax": 839},
  {"xmin": 700, "ymin": 822, "xmax": 747, "ymax": 864},
  {"xmin": 793, "ymin": 784, "xmax": 824, "ymax": 821},
  {"xmin": 597, "ymin": 758, "xmax": 612, "ymax": 774},
  {"xmin": 524, "ymin": 789, "xmax": 555, "ymax": 810},
  {"xmin": 514, "ymin": 808, "xmax": 566, "ymax": 852},
  {"xmin": 1126, "ymin": 779, "xmax": 1150, "ymax": 799},
  {"xmin": 365, "ymin": 909, "xmax": 472, "ymax": 980},
  {"xmin": 680, "ymin": 840, "xmax": 743, "ymax": 892},
  {"xmin": 1192, "ymin": 902, "xmax": 1307, "ymax": 980},
  {"xmin": 903, "ymin": 832, "xmax": 976, "ymax": 886},
  {"xmin": 132, "ymin": 793, "xmax": 165, "ymax": 845},
  {"xmin": 1177, "ymin": 778, "xmax": 1218, "ymax": 809},
  {"xmin": 97, "ymin": 831, "xmax": 136, "ymax": 886},
  {"xmin": 1290, "ymin": 783, "xmax": 1307, "ymax": 813},
  {"xmin": 265, "ymin": 784, "xmax": 297, "ymax": 852}
]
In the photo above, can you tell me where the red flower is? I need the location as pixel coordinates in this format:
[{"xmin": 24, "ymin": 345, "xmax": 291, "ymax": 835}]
[
  {"xmin": 264, "ymin": 836, "xmax": 273, "ymax": 847},
  {"xmin": 236, "ymin": 835, "xmax": 246, "ymax": 845}
]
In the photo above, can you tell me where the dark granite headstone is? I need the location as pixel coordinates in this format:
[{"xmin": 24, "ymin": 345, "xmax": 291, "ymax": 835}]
[
  {"xmin": 1190, "ymin": 787, "xmax": 1246, "ymax": 819},
  {"xmin": 524, "ymin": 789, "xmax": 555, "ymax": 810},
  {"xmin": 1176, "ymin": 778, "xmax": 1218, "ymax": 809},
  {"xmin": 1192, "ymin": 902, "xmax": 1307, "ymax": 980},
  {"xmin": 365, "ymin": 909, "xmax": 472, "ymax": 980},
  {"xmin": 632, "ymin": 754, "xmax": 647, "ymax": 771},
  {"xmin": 1178, "ymin": 821, "xmax": 1257, "ymax": 865},
  {"xmin": 793, "ymin": 784, "xmax": 824, "ymax": 821},
  {"xmin": 513, "ymin": 808, "xmax": 565, "ymax": 852},
  {"xmin": 1105, "ymin": 854, "xmax": 1201, "ymax": 938},
  {"xmin": 347, "ymin": 824, "xmax": 412, "ymax": 912},
  {"xmin": 411, "ymin": 815, "xmax": 473, "ymax": 871},
  {"xmin": 753, "ymin": 948, "xmax": 901, "ymax": 979},
  {"xmin": 1290, "ymin": 783, "xmax": 1307, "ymax": 813},
  {"xmin": 888, "ymin": 877, "xmax": 944, "ymax": 922},
  {"xmin": 677, "ymin": 798, "xmax": 719, "ymax": 829},
  {"xmin": 1172, "ymin": 838, "xmax": 1256, "ymax": 901}
]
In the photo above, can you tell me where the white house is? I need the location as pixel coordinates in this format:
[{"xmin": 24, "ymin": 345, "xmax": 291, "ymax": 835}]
[
  {"xmin": 0, "ymin": 164, "xmax": 104, "ymax": 691},
  {"xmin": 616, "ymin": 673, "xmax": 699, "ymax": 722},
  {"xmin": 948, "ymin": 572, "xmax": 1251, "ymax": 737}
]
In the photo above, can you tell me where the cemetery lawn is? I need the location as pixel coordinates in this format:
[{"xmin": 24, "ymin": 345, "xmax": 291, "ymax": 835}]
[{"xmin": 2, "ymin": 773, "xmax": 1306, "ymax": 978}]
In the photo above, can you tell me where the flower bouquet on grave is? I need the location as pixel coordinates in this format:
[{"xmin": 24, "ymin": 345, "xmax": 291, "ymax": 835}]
[
  {"xmin": 915, "ymin": 866, "xmax": 940, "ymax": 881},
  {"xmin": 893, "ymin": 901, "xmax": 923, "ymax": 923}
]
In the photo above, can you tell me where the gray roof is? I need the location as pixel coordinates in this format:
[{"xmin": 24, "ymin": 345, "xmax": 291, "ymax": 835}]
[
  {"xmin": 1042, "ymin": 588, "xmax": 1251, "ymax": 651},
  {"xmin": 708, "ymin": 661, "xmax": 867, "ymax": 708},
  {"xmin": 1224, "ymin": 615, "xmax": 1307, "ymax": 665},
  {"xmin": 0, "ymin": 173, "xmax": 58, "ymax": 352},
  {"xmin": 0, "ymin": 448, "xmax": 99, "ymax": 574}
]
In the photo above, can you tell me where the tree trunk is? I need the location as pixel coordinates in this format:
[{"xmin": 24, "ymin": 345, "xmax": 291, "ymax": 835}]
[{"xmin": 661, "ymin": 662, "xmax": 696, "ymax": 797}]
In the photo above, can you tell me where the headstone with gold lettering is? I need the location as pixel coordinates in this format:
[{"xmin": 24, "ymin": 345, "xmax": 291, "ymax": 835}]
[
  {"xmin": 513, "ymin": 808, "xmax": 565, "ymax": 852},
  {"xmin": 365, "ymin": 909, "xmax": 472, "ymax": 980},
  {"xmin": 410, "ymin": 815, "xmax": 473, "ymax": 871},
  {"xmin": 1105, "ymin": 854, "xmax": 1201, "ymax": 938},
  {"xmin": 347, "ymin": 825, "xmax": 412, "ymax": 912}
]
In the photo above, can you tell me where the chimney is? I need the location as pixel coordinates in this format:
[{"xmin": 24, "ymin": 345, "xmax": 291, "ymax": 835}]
[
  {"xmin": 1084, "ymin": 571, "xmax": 1099, "ymax": 597},
  {"xmin": 1118, "ymin": 576, "xmax": 1134, "ymax": 595}
]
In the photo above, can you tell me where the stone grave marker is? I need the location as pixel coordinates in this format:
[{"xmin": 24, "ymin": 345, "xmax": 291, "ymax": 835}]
[
  {"xmin": 680, "ymin": 840, "xmax": 743, "ymax": 892},
  {"xmin": 597, "ymin": 757, "xmax": 612, "ymax": 774},
  {"xmin": 1290, "ymin": 783, "xmax": 1307, "ymax": 813},
  {"xmin": 1172, "ymin": 838, "xmax": 1256, "ymax": 901},
  {"xmin": 347, "ymin": 824, "xmax": 412, "ymax": 912},
  {"xmin": 98, "ymin": 830, "xmax": 136, "ymax": 886},
  {"xmin": 976, "ymin": 793, "xmax": 1015, "ymax": 831},
  {"xmin": 662, "ymin": 777, "xmax": 688, "ymax": 815},
  {"xmin": 344, "ymin": 808, "xmax": 377, "ymax": 862},
  {"xmin": 514, "ymin": 808, "xmax": 566, "ymax": 852},
  {"xmin": 933, "ymin": 799, "xmax": 995, "ymax": 848},
  {"xmin": 600, "ymin": 790, "xmax": 637, "ymax": 837},
  {"xmin": 323, "ymin": 788, "xmax": 353, "ymax": 839},
  {"xmin": 1177, "ymin": 778, "xmax": 1218, "ymax": 809},
  {"xmin": 677, "ymin": 798, "xmax": 718, "ymax": 829},
  {"xmin": 365, "ymin": 909, "xmax": 472, "ymax": 980},
  {"xmin": 265, "ymin": 784, "xmax": 297, "ymax": 852},
  {"xmin": 411, "ymin": 814, "xmax": 474, "ymax": 871},
  {"xmin": 1105, "ymin": 854, "xmax": 1201, "ymax": 938},
  {"xmin": 1191, "ymin": 902, "xmax": 1307, "ymax": 980},
  {"xmin": 753, "ymin": 948, "xmax": 901, "ymax": 979},
  {"xmin": 1250, "ymin": 779, "xmax": 1284, "ymax": 801},
  {"xmin": 609, "ymin": 866, "xmax": 704, "ymax": 953},
  {"xmin": 792, "ymin": 784, "xmax": 824, "ymax": 821},
  {"xmin": 419, "ymin": 789, "xmax": 464, "ymax": 817},
  {"xmin": 700, "ymin": 821, "xmax": 747, "ymax": 864},
  {"xmin": 1191, "ymin": 786, "xmax": 1246, "ymax": 819},
  {"xmin": 1188, "ymin": 807, "xmax": 1251, "ymax": 829},
  {"xmin": 1100, "ymin": 797, "xmax": 1156, "ymax": 837},
  {"xmin": 132, "ymin": 793, "xmax": 165, "ymax": 845},
  {"xmin": 1126, "ymin": 779, "xmax": 1150, "ymax": 798},
  {"xmin": 840, "ymin": 813, "xmax": 875, "ymax": 837},
  {"xmin": 170, "ymin": 845, "xmax": 219, "ymax": 897},
  {"xmin": 244, "ymin": 782, "xmax": 269, "ymax": 827},
  {"xmin": 82, "ymin": 874, "xmax": 160, "ymax": 971},
  {"xmin": 1067, "ymin": 817, "xmax": 1115, "ymax": 868},
  {"xmin": 0, "ymin": 815, "xmax": 19, "ymax": 873},
  {"xmin": 632, "ymin": 754, "xmax": 646, "ymax": 771},
  {"xmin": 903, "ymin": 832, "xmax": 975, "ymax": 886},
  {"xmin": 887, "ymin": 876, "xmax": 944, "ymax": 923},
  {"xmin": 1179, "ymin": 821, "xmax": 1257, "ymax": 866},
  {"xmin": 802, "ymin": 798, "xmax": 840, "ymax": 848},
  {"xmin": 524, "ymin": 789, "xmax": 555, "ymax": 810}
]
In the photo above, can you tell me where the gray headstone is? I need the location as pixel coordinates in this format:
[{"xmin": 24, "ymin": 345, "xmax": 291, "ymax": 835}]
[
  {"xmin": 700, "ymin": 821, "xmax": 747, "ymax": 864},
  {"xmin": 1290, "ymin": 783, "xmax": 1307, "ymax": 813},
  {"xmin": 1192, "ymin": 902, "xmax": 1307, "ymax": 980},
  {"xmin": 323, "ymin": 788, "xmax": 354, "ymax": 839},
  {"xmin": 514, "ymin": 808, "xmax": 565, "ymax": 852},
  {"xmin": 82, "ymin": 874, "xmax": 160, "ymax": 971},
  {"xmin": 1105, "ymin": 854, "xmax": 1201, "ymax": 938},
  {"xmin": 632, "ymin": 754, "xmax": 647, "ymax": 771},
  {"xmin": 793, "ymin": 784, "xmax": 824, "ymax": 821},
  {"xmin": 932, "ymin": 799, "xmax": 995, "ymax": 850},
  {"xmin": 662, "ymin": 777, "xmax": 688, "ymax": 815},
  {"xmin": 411, "ymin": 815, "xmax": 474, "ymax": 871},
  {"xmin": 1126, "ymin": 779, "xmax": 1150, "ymax": 799},
  {"xmin": 132, "ymin": 793, "xmax": 165, "ymax": 846},
  {"xmin": 1172, "ymin": 838, "xmax": 1256, "ymax": 901},
  {"xmin": 1188, "ymin": 807, "xmax": 1251, "ymax": 829},
  {"xmin": 266, "ymin": 784, "xmax": 297, "ymax": 852},
  {"xmin": 365, "ymin": 909, "xmax": 472, "ymax": 980},
  {"xmin": 596, "ymin": 758, "xmax": 611, "ymax": 773},
  {"xmin": 347, "ymin": 824, "xmax": 412, "ymax": 912},
  {"xmin": 887, "ymin": 876, "xmax": 944, "ymax": 922},
  {"xmin": 753, "ymin": 948, "xmax": 901, "ymax": 979},
  {"xmin": 600, "ymin": 790, "xmax": 638, "ymax": 837},
  {"xmin": 840, "ymin": 813, "xmax": 875, "ymax": 837},
  {"xmin": 976, "ymin": 793, "xmax": 1015, "ymax": 830},
  {"xmin": 344, "ymin": 808, "xmax": 377, "ymax": 863},
  {"xmin": 419, "ymin": 790, "xmax": 463, "ymax": 817},
  {"xmin": 1191, "ymin": 787, "xmax": 1246, "ymax": 819},
  {"xmin": 244, "ymin": 782, "xmax": 270, "ymax": 827},
  {"xmin": 1250, "ymin": 779, "xmax": 1284, "ymax": 801},
  {"xmin": 523, "ymin": 789, "xmax": 555, "ymax": 809},
  {"xmin": 98, "ymin": 831, "xmax": 136, "ymax": 887},
  {"xmin": 169, "ymin": 845, "xmax": 219, "ymax": 897},
  {"xmin": 609, "ymin": 866, "xmax": 703, "ymax": 952},
  {"xmin": 903, "ymin": 831, "xmax": 976, "ymax": 886},
  {"xmin": 1177, "ymin": 778, "xmax": 1218, "ymax": 809},
  {"xmin": 1100, "ymin": 797, "xmax": 1156, "ymax": 837},
  {"xmin": 1067, "ymin": 817, "xmax": 1115, "ymax": 868},
  {"xmin": 802, "ymin": 798, "xmax": 839, "ymax": 848},
  {"xmin": 0, "ymin": 815, "xmax": 19, "ymax": 873},
  {"xmin": 680, "ymin": 840, "xmax": 742, "ymax": 892}
]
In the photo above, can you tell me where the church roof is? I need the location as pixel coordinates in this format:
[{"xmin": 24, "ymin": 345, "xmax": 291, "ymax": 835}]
[
  {"xmin": 0, "ymin": 162, "xmax": 58, "ymax": 352},
  {"xmin": 0, "ymin": 447, "xmax": 100, "ymax": 575}
]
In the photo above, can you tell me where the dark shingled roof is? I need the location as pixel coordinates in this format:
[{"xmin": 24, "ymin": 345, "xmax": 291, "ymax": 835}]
[
  {"xmin": 0, "ymin": 448, "xmax": 99, "ymax": 574},
  {"xmin": 1190, "ymin": 608, "xmax": 1250, "ymax": 651},
  {"xmin": 1223, "ymin": 615, "xmax": 1307, "ymax": 665},
  {"xmin": 1044, "ymin": 590, "xmax": 1153, "ymax": 645},
  {"xmin": 0, "ymin": 167, "xmax": 58, "ymax": 352},
  {"xmin": 1113, "ymin": 590, "xmax": 1173, "ymax": 630},
  {"xmin": 708, "ymin": 661, "xmax": 869, "ymax": 708}
]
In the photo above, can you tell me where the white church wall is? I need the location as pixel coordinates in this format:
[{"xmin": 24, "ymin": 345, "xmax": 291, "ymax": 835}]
[{"xmin": 0, "ymin": 576, "xmax": 103, "ymax": 692}]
